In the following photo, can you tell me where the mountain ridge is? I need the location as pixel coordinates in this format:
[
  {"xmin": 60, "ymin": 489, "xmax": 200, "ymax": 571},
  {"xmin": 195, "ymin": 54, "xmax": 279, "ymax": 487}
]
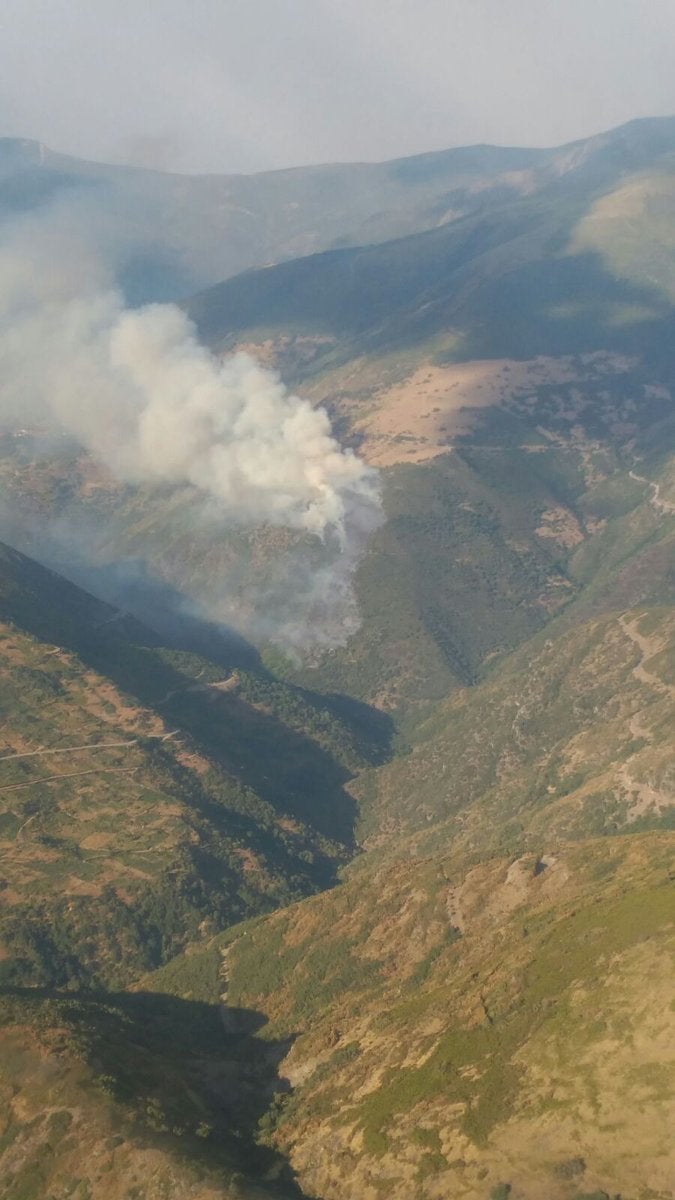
[{"xmin": 5, "ymin": 114, "xmax": 675, "ymax": 303}]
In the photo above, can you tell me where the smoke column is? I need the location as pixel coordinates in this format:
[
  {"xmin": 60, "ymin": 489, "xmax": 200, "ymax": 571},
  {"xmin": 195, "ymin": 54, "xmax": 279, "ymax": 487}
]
[{"xmin": 0, "ymin": 207, "xmax": 382, "ymax": 649}]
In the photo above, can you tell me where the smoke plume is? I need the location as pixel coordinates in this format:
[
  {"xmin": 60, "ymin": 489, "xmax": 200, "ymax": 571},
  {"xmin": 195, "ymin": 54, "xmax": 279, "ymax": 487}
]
[{"xmin": 0, "ymin": 203, "xmax": 382, "ymax": 650}]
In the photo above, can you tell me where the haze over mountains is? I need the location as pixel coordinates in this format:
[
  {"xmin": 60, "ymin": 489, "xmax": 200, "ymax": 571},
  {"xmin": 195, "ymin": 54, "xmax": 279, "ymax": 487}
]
[
  {"xmin": 0, "ymin": 117, "xmax": 674, "ymax": 1200},
  {"xmin": 3, "ymin": 115, "xmax": 675, "ymax": 302}
]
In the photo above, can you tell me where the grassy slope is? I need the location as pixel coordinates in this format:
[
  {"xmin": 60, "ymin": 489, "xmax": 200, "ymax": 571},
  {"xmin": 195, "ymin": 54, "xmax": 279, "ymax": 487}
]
[
  {"xmin": 2, "ymin": 118, "xmax": 675, "ymax": 1200},
  {"xmin": 143, "ymin": 834, "xmax": 675, "ymax": 1200},
  {"xmin": 0, "ymin": 544, "xmax": 350, "ymax": 1198},
  {"xmin": 3, "ymin": 356, "xmax": 674, "ymax": 717},
  {"xmin": 187, "ymin": 161, "xmax": 675, "ymax": 369},
  {"xmin": 291, "ymin": 356, "xmax": 675, "ymax": 707},
  {"xmin": 351, "ymin": 604, "xmax": 675, "ymax": 850},
  {"xmin": 137, "ymin": 577, "xmax": 675, "ymax": 1198}
]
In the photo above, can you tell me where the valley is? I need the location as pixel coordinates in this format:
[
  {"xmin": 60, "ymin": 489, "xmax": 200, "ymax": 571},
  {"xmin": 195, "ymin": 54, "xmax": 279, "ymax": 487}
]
[{"xmin": 0, "ymin": 116, "xmax": 673, "ymax": 1200}]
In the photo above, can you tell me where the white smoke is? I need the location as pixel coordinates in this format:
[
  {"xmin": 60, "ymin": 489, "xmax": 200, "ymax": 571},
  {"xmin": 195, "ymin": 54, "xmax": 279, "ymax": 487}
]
[{"xmin": 0, "ymin": 205, "xmax": 382, "ymax": 649}]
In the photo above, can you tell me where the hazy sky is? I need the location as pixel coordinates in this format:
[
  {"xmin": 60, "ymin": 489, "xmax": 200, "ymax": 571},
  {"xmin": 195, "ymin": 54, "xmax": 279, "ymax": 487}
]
[{"xmin": 3, "ymin": 0, "xmax": 675, "ymax": 174}]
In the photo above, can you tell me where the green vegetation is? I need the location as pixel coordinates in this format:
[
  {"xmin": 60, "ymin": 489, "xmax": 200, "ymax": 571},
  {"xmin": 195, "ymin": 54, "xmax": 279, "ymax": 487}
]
[{"xmin": 221, "ymin": 834, "xmax": 675, "ymax": 1197}]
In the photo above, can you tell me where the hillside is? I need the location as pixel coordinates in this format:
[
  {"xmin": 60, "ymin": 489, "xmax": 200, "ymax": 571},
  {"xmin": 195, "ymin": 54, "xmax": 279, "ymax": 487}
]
[
  {"xmin": 2, "ymin": 561, "xmax": 673, "ymax": 1198},
  {"xmin": 180, "ymin": 117, "xmax": 675, "ymax": 707},
  {"xmin": 352, "ymin": 604, "xmax": 675, "ymax": 849},
  {"xmin": 187, "ymin": 127, "xmax": 675, "ymax": 367},
  {"xmin": 141, "ymin": 833, "xmax": 675, "ymax": 1200},
  {"xmin": 3, "ymin": 344, "xmax": 672, "ymax": 713},
  {"xmin": 0, "ymin": 541, "xmax": 387, "ymax": 988},
  {"xmin": 0, "ymin": 984, "xmax": 303, "ymax": 1200},
  {"xmin": 132, "ymin": 586, "xmax": 675, "ymax": 1199}
]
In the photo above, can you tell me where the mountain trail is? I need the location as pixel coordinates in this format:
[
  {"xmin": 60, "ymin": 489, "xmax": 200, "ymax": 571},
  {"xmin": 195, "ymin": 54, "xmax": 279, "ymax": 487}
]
[
  {"xmin": 0, "ymin": 764, "xmax": 140, "ymax": 795},
  {"xmin": 616, "ymin": 612, "xmax": 675, "ymax": 821},
  {"xmin": 0, "ymin": 729, "xmax": 178, "ymax": 764},
  {"xmin": 628, "ymin": 469, "xmax": 675, "ymax": 515},
  {"xmin": 618, "ymin": 613, "xmax": 674, "ymax": 697}
]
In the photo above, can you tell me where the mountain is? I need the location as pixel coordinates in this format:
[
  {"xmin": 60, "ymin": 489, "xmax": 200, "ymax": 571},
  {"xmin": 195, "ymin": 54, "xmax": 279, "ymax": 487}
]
[
  {"xmin": 133, "ymin": 589, "xmax": 675, "ymax": 1198},
  {"xmin": 0, "ymin": 541, "xmax": 393, "ymax": 1197},
  {"xmin": 2, "ymin": 550, "xmax": 673, "ymax": 1198},
  {"xmin": 349, "ymin": 602, "xmax": 675, "ymax": 855},
  {"xmin": 1, "ymin": 118, "xmax": 674, "ymax": 716},
  {"xmin": 1, "ymin": 117, "xmax": 674, "ymax": 1200},
  {"xmin": 139, "ymin": 590, "xmax": 675, "ymax": 1199},
  {"xmin": 179, "ymin": 117, "xmax": 675, "ymax": 708},
  {"xmin": 187, "ymin": 118, "xmax": 675, "ymax": 353},
  {"xmin": 3, "ymin": 341, "xmax": 673, "ymax": 715},
  {"xmin": 4, "ymin": 116, "xmax": 675, "ymax": 302}
]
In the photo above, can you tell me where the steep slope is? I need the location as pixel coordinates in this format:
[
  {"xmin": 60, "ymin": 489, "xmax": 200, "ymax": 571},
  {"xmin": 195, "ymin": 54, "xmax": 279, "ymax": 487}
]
[
  {"xmin": 181, "ymin": 122, "xmax": 675, "ymax": 708},
  {"xmin": 146, "ymin": 834, "xmax": 675, "ymax": 1200},
  {"xmin": 0, "ymin": 985, "xmax": 302, "ymax": 1200},
  {"xmin": 131, "ymin": 555, "xmax": 675, "ymax": 1199},
  {"xmin": 0, "ymin": 542, "xmax": 386, "ymax": 988},
  {"xmin": 352, "ymin": 604, "xmax": 675, "ymax": 849},
  {"xmin": 2, "ymin": 117, "xmax": 675, "ymax": 1200},
  {"xmin": 187, "ymin": 152, "xmax": 675, "ymax": 369},
  {"xmin": 0, "ymin": 134, "xmax": 553, "ymax": 302}
]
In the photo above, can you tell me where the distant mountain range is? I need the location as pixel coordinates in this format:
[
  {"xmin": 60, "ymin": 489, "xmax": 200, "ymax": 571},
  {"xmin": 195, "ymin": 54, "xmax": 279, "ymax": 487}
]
[{"xmin": 3, "ymin": 115, "xmax": 675, "ymax": 301}]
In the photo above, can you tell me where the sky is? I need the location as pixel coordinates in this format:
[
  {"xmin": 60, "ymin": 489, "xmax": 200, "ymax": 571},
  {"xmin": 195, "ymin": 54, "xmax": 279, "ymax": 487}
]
[{"xmin": 2, "ymin": 0, "xmax": 675, "ymax": 175}]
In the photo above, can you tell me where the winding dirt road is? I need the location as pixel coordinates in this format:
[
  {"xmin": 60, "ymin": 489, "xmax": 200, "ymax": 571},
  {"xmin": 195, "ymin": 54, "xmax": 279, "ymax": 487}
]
[{"xmin": 616, "ymin": 612, "xmax": 675, "ymax": 821}]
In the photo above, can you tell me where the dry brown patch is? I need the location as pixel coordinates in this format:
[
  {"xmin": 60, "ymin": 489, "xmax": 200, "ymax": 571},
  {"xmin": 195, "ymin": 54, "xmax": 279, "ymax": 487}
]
[
  {"xmin": 277, "ymin": 817, "xmax": 303, "ymax": 835},
  {"xmin": 353, "ymin": 355, "xmax": 633, "ymax": 467},
  {"xmin": 81, "ymin": 676, "xmax": 165, "ymax": 735},
  {"xmin": 535, "ymin": 505, "xmax": 585, "ymax": 548},
  {"xmin": 0, "ymin": 638, "xmax": 30, "ymax": 666},
  {"xmin": 235, "ymin": 333, "xmax": 337, "ymax": 372},
  {"xmin": 174, "ymin": 747, "xmax": 212, "ymax": 775},
  {"xmin": 233, "ymin": 847, "xmax": 264, "ymax": 876},
  {"xmin": 63, "ymin": 875, "xmax": 102, "ymax": 897},
  {"xmin": 74, "ymin": 454, "xmax": 122, "ymax": 498},
  {"xmin": 79, "ymin": 831, "xmax": 114, "ymax": 851}
]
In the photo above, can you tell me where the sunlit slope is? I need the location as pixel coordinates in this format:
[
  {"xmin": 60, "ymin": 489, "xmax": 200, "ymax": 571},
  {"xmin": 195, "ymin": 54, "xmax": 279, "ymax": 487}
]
[
  {"xmin": 352, "ymin": 604, "xmax": 675, "ymax": 850},
  {"xmin": 154, "ymin": 834, "xmax": 675, "ymax": 1200},
  {"xmin": 289, "ymin": 362, "xmax": 675, "ymax": 706},
  {"xmin": 0, "ymin": 541, "xmax": 382, "ymax": 987},
  {"xmin": 0, "ymin": 428, "xmax": 587, "ymax": 707},
  {"xmin": 178, "ymin": 123, "xmax": 675, "ymax": 710}
]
